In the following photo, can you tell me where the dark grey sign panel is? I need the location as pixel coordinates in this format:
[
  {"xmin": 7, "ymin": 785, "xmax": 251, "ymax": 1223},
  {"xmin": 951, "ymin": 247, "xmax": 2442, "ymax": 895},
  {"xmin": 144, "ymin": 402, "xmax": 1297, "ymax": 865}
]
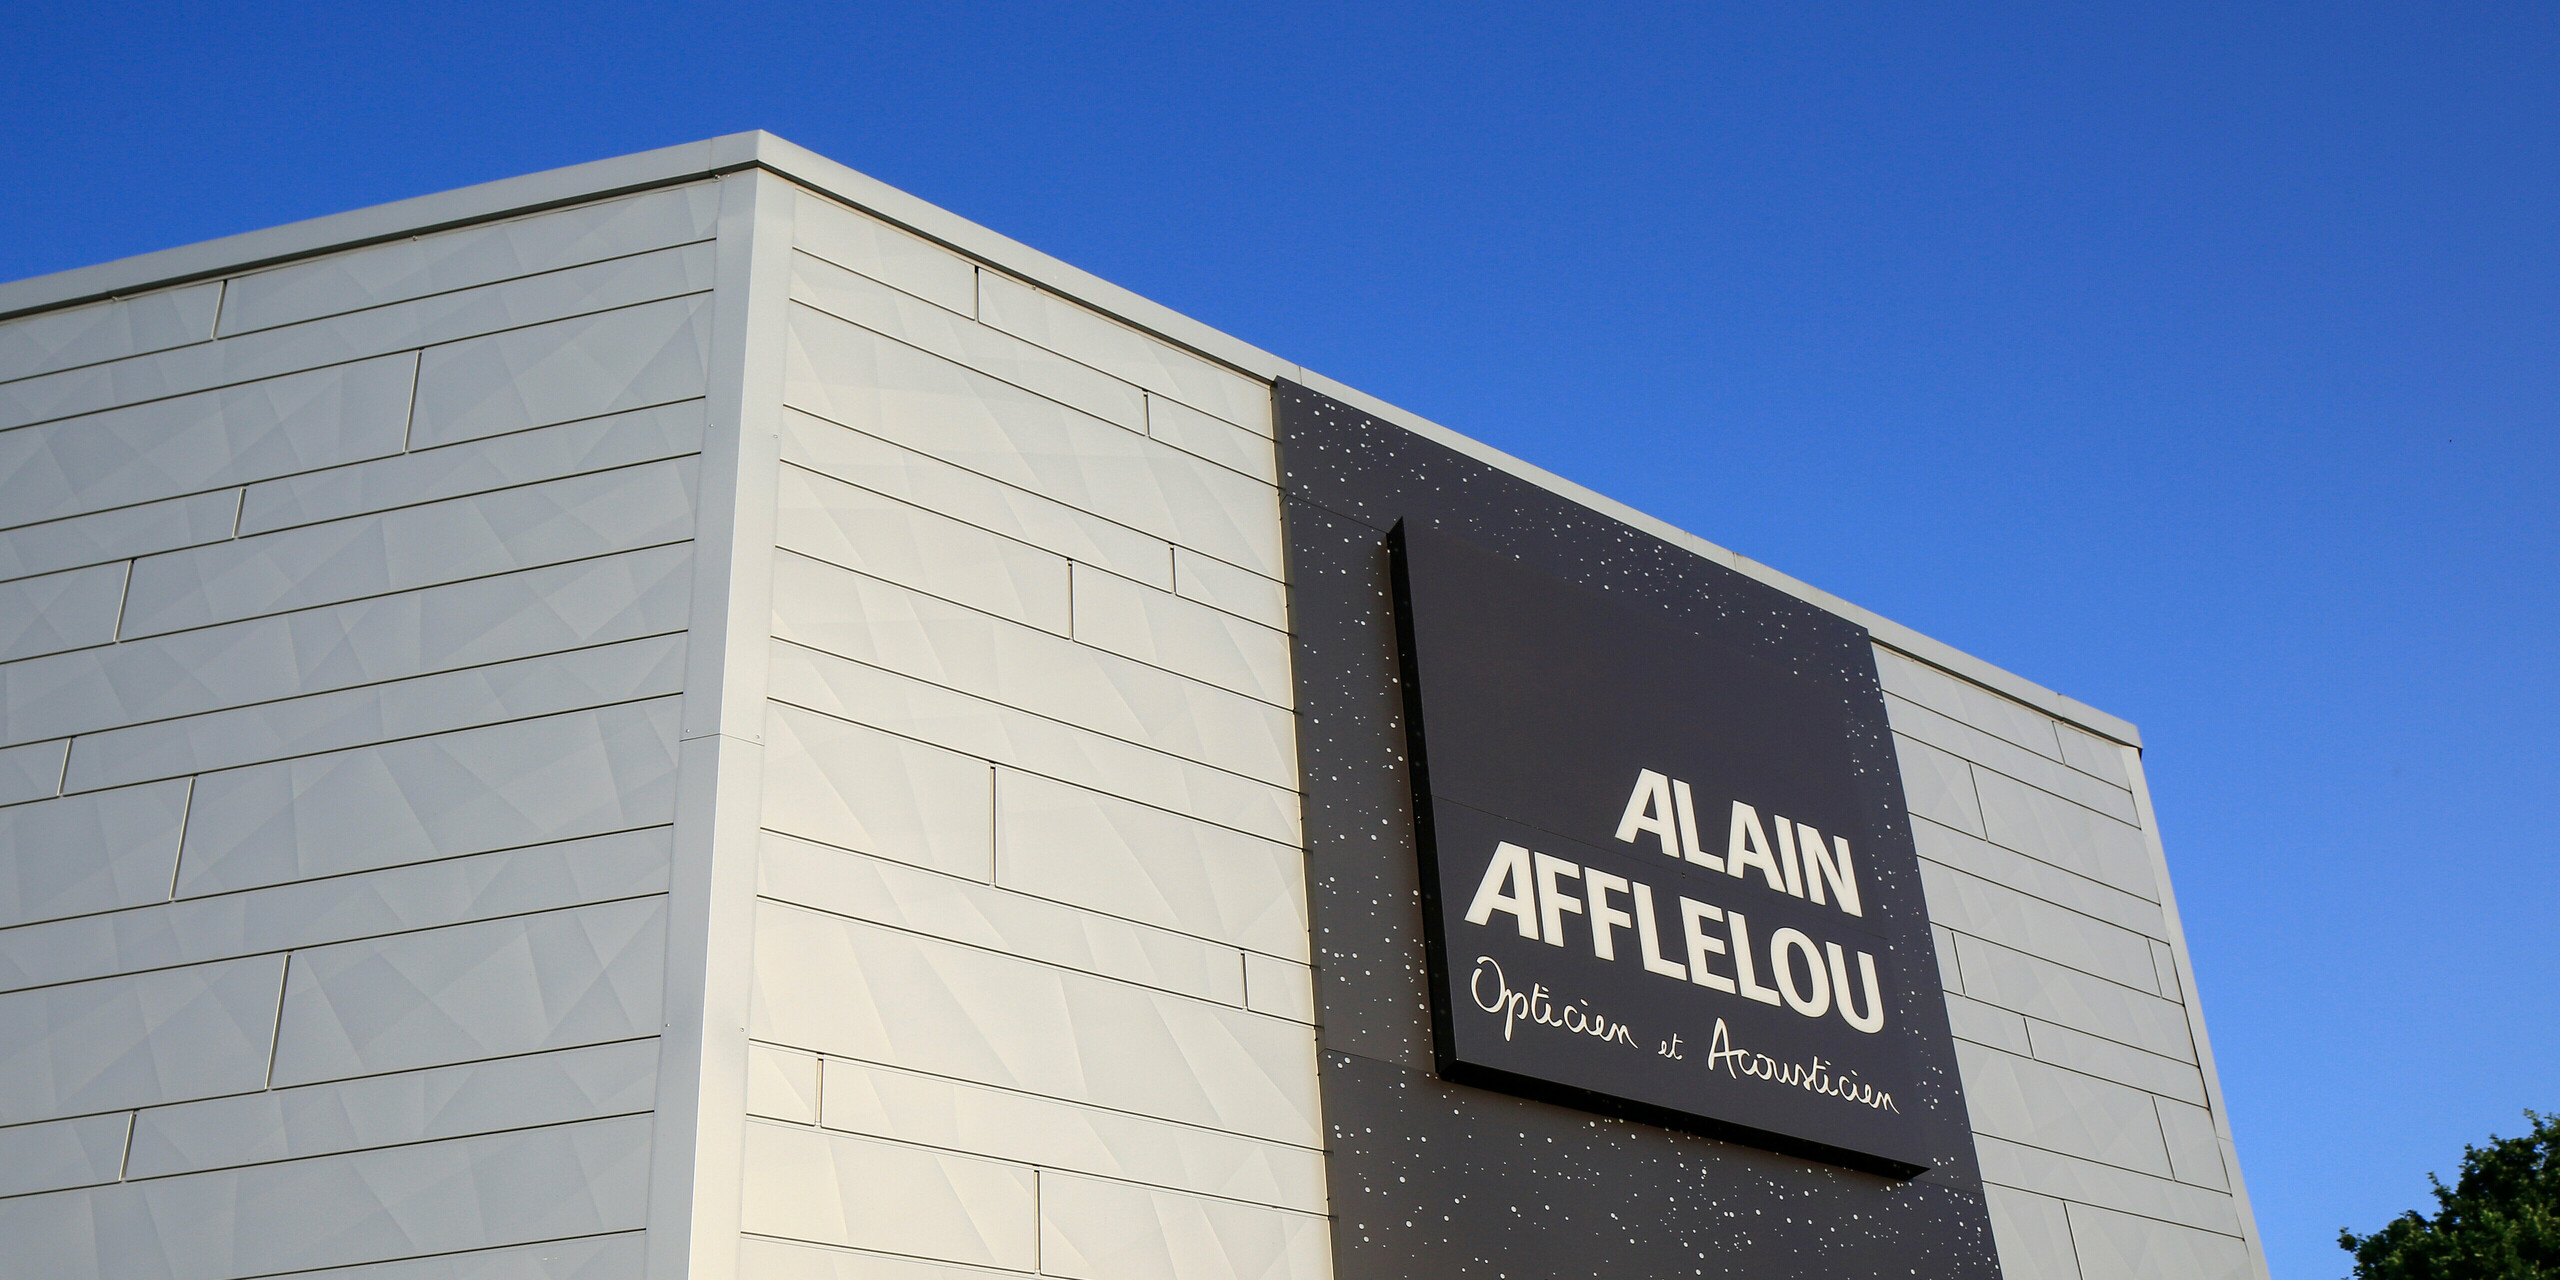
[
  {"xmin": 1395, "ymin": 521, "xmax": 1934, "ymax": 1175},
  {"xmin": 1278, "ymin": 378, "xmax": 2001, "ymax": 1279}
]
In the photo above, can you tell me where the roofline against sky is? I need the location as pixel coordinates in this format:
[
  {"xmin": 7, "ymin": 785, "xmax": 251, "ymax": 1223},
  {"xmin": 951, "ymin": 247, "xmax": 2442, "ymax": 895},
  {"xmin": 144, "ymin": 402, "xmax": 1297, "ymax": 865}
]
[{"xmin": 0, "ymin": 130, "xmax": 2142, "ymax": 746}]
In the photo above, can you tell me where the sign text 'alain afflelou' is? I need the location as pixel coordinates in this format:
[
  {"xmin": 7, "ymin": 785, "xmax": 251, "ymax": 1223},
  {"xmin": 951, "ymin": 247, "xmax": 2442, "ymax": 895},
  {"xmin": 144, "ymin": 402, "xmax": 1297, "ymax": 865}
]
[{"xmin": 1392, "ymin": 523, "xmax": 1945, "ymax": 1176}]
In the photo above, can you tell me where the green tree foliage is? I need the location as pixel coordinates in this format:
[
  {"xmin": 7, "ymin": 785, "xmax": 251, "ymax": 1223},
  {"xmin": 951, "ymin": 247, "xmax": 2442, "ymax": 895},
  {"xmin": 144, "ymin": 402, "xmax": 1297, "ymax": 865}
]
[{"xmin": 2341, "ymin": 1111, "xmax": 2560, "ymax": 1279}]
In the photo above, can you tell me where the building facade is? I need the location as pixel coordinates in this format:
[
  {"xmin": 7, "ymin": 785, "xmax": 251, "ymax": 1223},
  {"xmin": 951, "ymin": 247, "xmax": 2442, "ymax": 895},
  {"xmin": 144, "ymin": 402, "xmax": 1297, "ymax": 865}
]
[{"xmin": 0, "ymin": 133, "xmax": 2264, "ymax": 1280}]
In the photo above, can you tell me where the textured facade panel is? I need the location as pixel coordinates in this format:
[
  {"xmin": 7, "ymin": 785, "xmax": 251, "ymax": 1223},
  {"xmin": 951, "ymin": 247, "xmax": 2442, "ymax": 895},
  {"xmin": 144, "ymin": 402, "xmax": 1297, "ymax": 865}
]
[
  {"xmin": 0, "ymin": 827, "xmax": 670, "ymax": 995},
  {"xmin": 269, "ymin": 895, "xmax": 667, "ymax": 1086},
  {"xmin": 818, "ymin": 1056, "xmax": 1325, "ymax": 1213},
  {"xmin": 782, "ymin": 406, "xmax": 1175, "ymax": 589},
  {"xmin": 239, "ymin": 397, "xmax": 707, "ymax": 534},
  {"xmin": 0, "ymin": 562, "xmax": 128, "ymax": 661},
  {"xmin": 2154, "ymin": 1097, "xmax": 2230, "ymax": 1190},
  {"xmin": 1955, "ymin": 1040, "xmax": 2174, "ymax": 1176},
  {"xmin": 1037, "ymin": 1170, "xmax": 1332, "ymax": 1280},
  {"xmin": 746, "ymin": 1043, "xmax": 822, "ymax": 1124},
  {"xmin": 1, "ymin": 543, "xmax": 692, "ymax": 749},
  {"xmin": 0, "ymin": 1110, "xmax": 133, "ymax": 1197},
  {"xmin": 257, "ymin": 1234, "xmax": 648, "ymax": 1280},
  {"xmin": 0, "ymin": 280, "xmax": 221, "ymax": 382},
  {"xmin": 64, "ymin": 631, "xmax": 687, "ymax": 793},
  {"xmin": 793, "ymin": 189, "xmax": 979, "ymax": 317},
  {"xmin": 749, "ymin": 902, "xmax": 1323, "ymax": 1147},
  {"xmin": 772, "ymin": 554, "xmax": 1295, "ymax": 786},
  {"xmin": 1069, "ymin": 563, "xmax": 1292, "ymax": 705},
  {"xmin": 1978, "ymin": 1135, "xmax": 2244, "ymax": 1235},
  {"xmin": 2055, "ymin": 722, "xmax": 2133, "ymax": 788},
  {"xmin": 1876, "ymin": 647, "xmax": 2066, "ymax": 764},
  {"xmin": 2064, "ymin": 1201, "xmax": 2252, "ymax": 1280},
  {"xmin": 1171, "ymin": 546, "xmax": 1288, "ymax": 632},
  {"xmin": 1916, "ymin": 815, "xmax": 2169, "ymax": 942},
  {"xmin": 0, "ymin": 954, "xmax": 284, "ymax": 1125},
  {"xmin": 1944, "ymin": 992, "xmax": 2034, "ymax": 1054},
  {"xmin": 410, "ymin": 294, "xmax": 714, "ymax": 449},
  {"xmin": 121, "ymin": 455, "xmax": 697, "ymax": 638},
  {"xmin": 783, "ymin": 305, "xmax": 1281, "ymax": 574},
  {"xmin": 218, "ymin": 184, "xmax": 722, "ymax": 336},
  {"xmin": 1972, "ymin": 770, "xmax": 2159, "ymax": 902},
  {"xmin": 738, "ymin": 1121, "xmax": 1039, "ymax": 1269},
  {"xmin": 0, "ymin": 738, "xmax": 68, "ymax": 806},
  {"xmin": 1956, "ymin": 935, "xmax": 2195, "ymax": 1062},
  {"xmin": 1147, "ymin": 392, "xmax": 1278, "ymax": 482},
  {"xmin": 767, "ymin": 640, "xmax": 1301, "ymax": 845},
  {"xmin": 776, "ymin": 463, "xmax": 1072, "ymax": 634},
  {"xmin": 0, "ymin": 1113, "xmax": 651, "ymax": 1280},
  {"xmin": 175, "ymin": 698, "xmax": 682, "ymax": 896},
  {"xmin": 975, "ymin": 273, "xmax": 1273, "ymax": 436},
  {"xmin": 1922, "ymin": 859, "xmax": 2161, "ymax": 993},
  {"xmin": 2023, "ymin": 1017, "xmax": 2209, "ymax": 1106},
  {"xmin": 760, "ymin": 704, "xmax": 995, "ymax": 880},
  {"xmin": 736, "ymin": 1236, "xmax": 1011, "ymax": 1280},
  {"xmin": 1892, "ymin": 694, "xmax": 2139, "ymax": 826},
  {"xmin": 0, "ymin": 350, "xmax": 415, "ymax": 523},
  {"xmin": 0, "ymin": 778, "xmax": 189, "ymax": 929},
  {"xmin": 995, "ymin": 769, "xmax": 1308, "ymax": 960},
  {"xmin": 760, "ymin": 831, "xmax": 1246, "ymax": 1005},
  {"xmin": 1983, "ymin": 1184, "xmax": 2084, "ymax": 1280},
  {"xmin": 1242, "ymin": 952, "xmax": 1317, "ymax": 1024},
  {"xmin": 0, "ymin": 242, "xmax": 708, "ymax": 432},
  {"xmin": 790, "ymin": 255, "xmax": 1147, "ymax": 432},
  {"xmin": 0, "ymin": 487, "xmax": 242, "ymax": 583},
  {"xmin": 128, "ymin": 1037, "xmax": 657, "ymax": 1178},
  {"xmin": 1897, "ymin": 732, "xmax": 1987, "ymax": 836}
]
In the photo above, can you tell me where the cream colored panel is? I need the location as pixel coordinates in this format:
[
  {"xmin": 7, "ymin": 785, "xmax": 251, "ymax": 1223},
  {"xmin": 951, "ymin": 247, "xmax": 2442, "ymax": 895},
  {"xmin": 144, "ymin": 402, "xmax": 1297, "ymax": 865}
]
[
  {"xmin": 776, "ymin": 464, "xmax": 1071, "ymax": 634},
  {"xmin": 739, "ymin": 1121, "xmax": 1037, "ymax": 1269},
  {"xmin": 1038, "ymin": 1171, "xmax": 1332, "ymax": 1280},
  {"xmin": 2155, "ymin": 1097, "xmax": 2231, "ymax": 1190},
  {"xmin": 760, "ymin": 704, "xmax": 994, "ymax": 880},
  {"xmin": 749, "ymin": 903, "xmax": 1321, "ymax": 1147},
  {"xmin": 767, "ymin": 641, "xmax": 1299, "ymax": 846},
  {"xmin": 1146, "ymin": 392, "xmax": 1277, "ymax": 481},
  {"xmin": 820, "ymin": 1057, "xmax": 1324, "ymax": 1213},
  {"xmin": 1243, "ymin": 953, "xmax": 1317, "ymax": 1025},
  {"xmin": 1070, "ymin": 564, "xmax": 1292, "ymax": 706},
  {"xmin": 772, "ymin": 555, "xmax": 1295, "ymax": 787},
  {"xmin": 759, "ymin": 832, "xmax": 1245, "ymax": 1005},
  {"xmin": 1172, "ymin": 547, "xmax": 1288, "ymax": 632},
  {"xmin": 977, "ymin": 273, "xmax": 1272, "ymax": 435},
  {"xmin": 794, "ymin": 190, "xmax": 979, "ymax": 317},
  {"xmin": 996, "ymin": 769, "xmax": 1308, "ymax": 960},
  {"xmin": 746, "ymin": 1043, "xmax": 823, "ymax": 1124},
  {"xmin": 782, "ymin": 407, "xmax": 1172, "ymax": 589}
]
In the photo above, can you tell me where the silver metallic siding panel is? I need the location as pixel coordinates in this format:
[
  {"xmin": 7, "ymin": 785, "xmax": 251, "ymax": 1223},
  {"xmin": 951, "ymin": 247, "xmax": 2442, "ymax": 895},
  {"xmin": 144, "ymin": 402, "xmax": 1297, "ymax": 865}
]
[
  {"xmin": 0, "ymin": 280, "xmax": 221, "ymax": 383},
  {"xmin": 0, "ymin": 1110, "xmax": 133, "ymax": 1197},
  {"xmin": 268, "ymin": 895, "xmax": 667, "ymax": 1086},
  {"xmin": 0, "ymin": 827, "xmax": 671, "ymax": 993},
  {"xmin": 217, "ymin": 184, "xmax": 722, "ymax": 336},
  {"xmin": 0, "ymin": 778, "xmax": 189, "ymax": 929},
  {"xmin": 0, "ymin": 351, "xmax": 416, "ymax": 524},
  {"xmin": 0, "ymin": 953, "xmax": 285, "ymax": 1125},
  {"xmin": 173, "ymin": 698, "xmax": 683, "ymax": 896},
  {"xmin": 0, "ymin": 1113, "xmax": 651, "ymax": 1279},
  {"xmin": 126, "ymin": 1037, "xmax": 658, "ymax": 1178},
  {"xmin": 0, "ymin": 488, "xmax": 243, "ymax": 584},
  {"xmin": 409, "ymin": 294, "xmax": 713, "ymax": 448}
]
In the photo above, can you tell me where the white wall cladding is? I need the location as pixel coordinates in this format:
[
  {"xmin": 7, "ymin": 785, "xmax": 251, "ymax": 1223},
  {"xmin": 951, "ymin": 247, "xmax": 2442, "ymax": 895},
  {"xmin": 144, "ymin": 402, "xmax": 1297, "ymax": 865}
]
[
  {"xmin": 0, "ymin": 177, "xmax": 719, "ymax": 1277},
  {"xmin": 735, "ymin": 187, "xmax": 1329, "ymax": 1280},
  {"xmin": 0, "ymin": 136, "xmax": 2263, "ymax": 1280},
  {"xmin": 1883, "ymin": 648, "xmax": 2267, "ymax": 1280}
]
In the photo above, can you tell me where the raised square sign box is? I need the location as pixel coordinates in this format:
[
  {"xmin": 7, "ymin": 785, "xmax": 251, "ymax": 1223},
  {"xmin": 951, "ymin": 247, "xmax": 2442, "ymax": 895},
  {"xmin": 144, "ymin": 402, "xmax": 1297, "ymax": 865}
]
[{"xmin": 1393, "ymin": 521, "xmax": 1963, "ymax": 1177}]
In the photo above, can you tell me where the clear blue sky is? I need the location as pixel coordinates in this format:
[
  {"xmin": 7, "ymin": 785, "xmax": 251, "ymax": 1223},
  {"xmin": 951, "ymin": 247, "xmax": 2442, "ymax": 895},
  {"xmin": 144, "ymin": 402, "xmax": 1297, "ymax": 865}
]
[{"xmin": 6, "ymin": 3, "xmax": 2551, "ymax": 1276}]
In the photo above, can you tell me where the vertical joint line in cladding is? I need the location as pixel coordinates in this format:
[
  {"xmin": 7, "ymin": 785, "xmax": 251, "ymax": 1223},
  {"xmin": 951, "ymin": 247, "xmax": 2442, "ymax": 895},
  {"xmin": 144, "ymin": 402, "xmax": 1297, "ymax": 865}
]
[
  {"xmin": 108, "ymin": 558, "xmax": 135, "ymax": 643},
  {"xmin": 206, "ymin": 278, "xmax": 228, "ymax": 342},
  {"xmin": 117, "ymin": 1110, "xmax": 136, "ymax": 1181},
  {"xmin": 399, "ymin": 349, "xmax": 423, "ymax": 452},
  {"xmin": 262, "ymin": 951, "xmax": 291, "ymax": 1090},
  {"xmin": 165, "ymin": 776, "xmax": 196, "ymax": 900},
  {"xmin": 228, "ymin": 486, "xmax": 247, "ymax": 538}
]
